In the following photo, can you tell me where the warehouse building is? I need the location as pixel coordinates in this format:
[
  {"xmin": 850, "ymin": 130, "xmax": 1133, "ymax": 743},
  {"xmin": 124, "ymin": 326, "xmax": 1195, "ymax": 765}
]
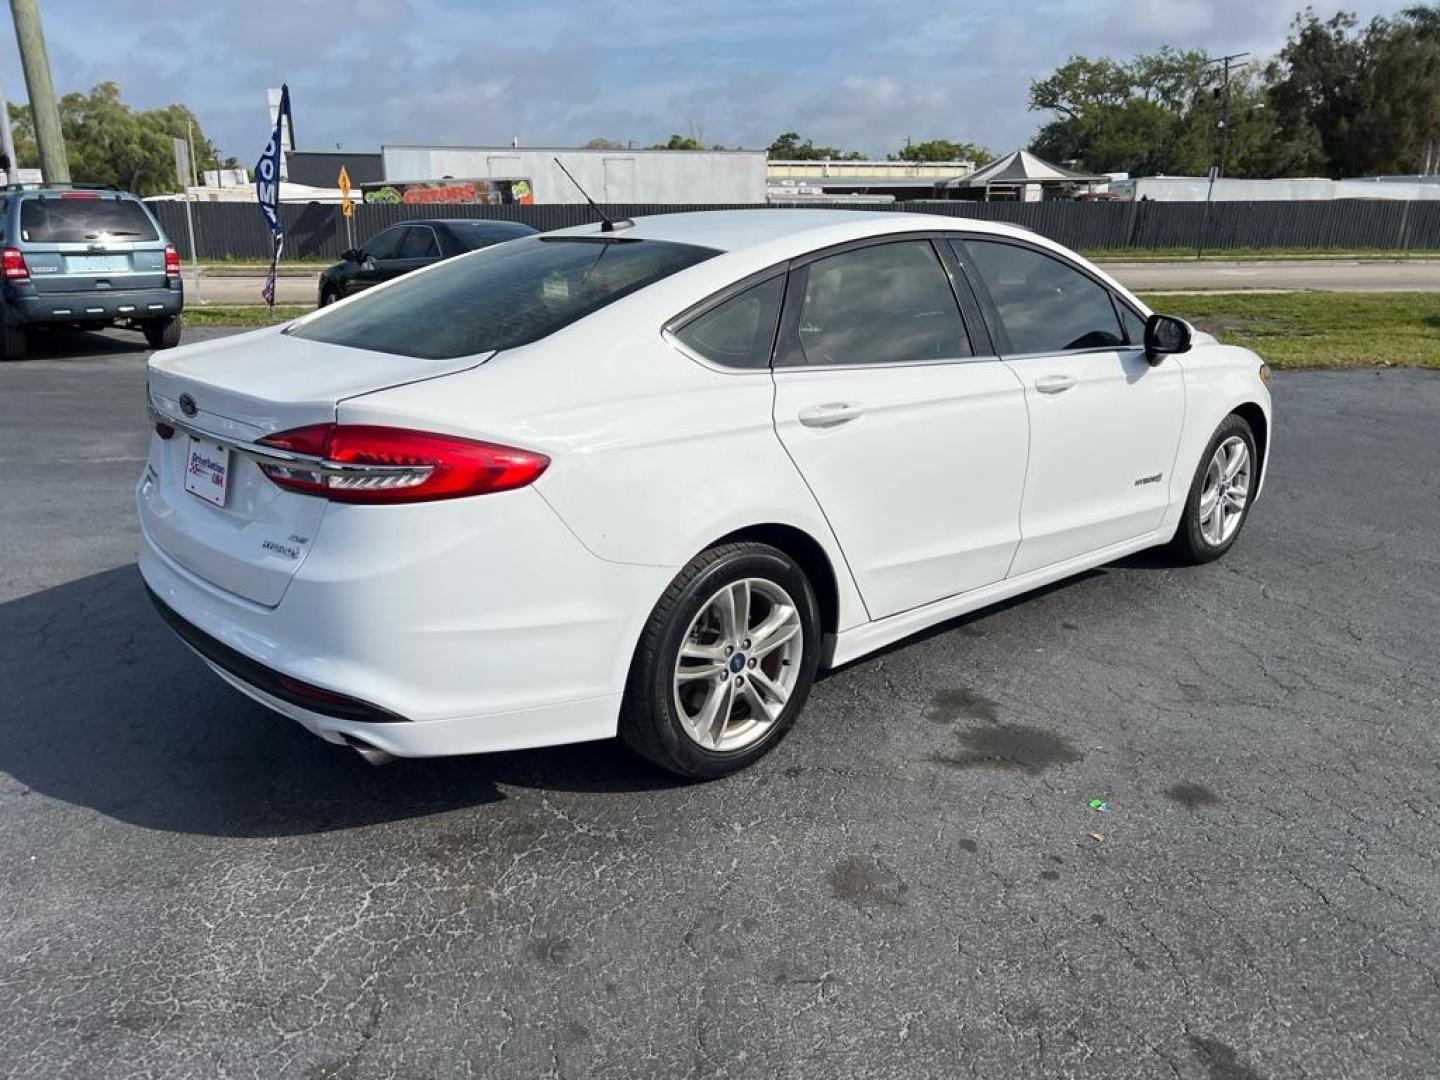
[{"xmin": 371, "ymin": 145, "xmax": 767, "ymax": 204}]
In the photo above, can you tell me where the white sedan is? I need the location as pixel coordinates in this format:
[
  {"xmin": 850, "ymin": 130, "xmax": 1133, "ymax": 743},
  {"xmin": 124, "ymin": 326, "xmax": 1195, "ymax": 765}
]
[{"xmin": 139, "ymin": 210, "xmax": 1271, "ymax": 778}]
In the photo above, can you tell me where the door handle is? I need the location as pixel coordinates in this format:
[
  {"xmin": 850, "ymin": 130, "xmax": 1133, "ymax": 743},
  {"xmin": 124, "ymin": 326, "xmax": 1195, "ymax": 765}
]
[
  {"xmin": 1035, "ymin": 374, "xmax": 1077, "ymax": 395},
  {"xmin": 798, "ymin": 402, "xmax": 863, "ymax": 428}
]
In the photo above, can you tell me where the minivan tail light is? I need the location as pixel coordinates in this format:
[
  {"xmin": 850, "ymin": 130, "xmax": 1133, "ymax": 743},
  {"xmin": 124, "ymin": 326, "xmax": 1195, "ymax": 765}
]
[
  {"xmin": 255, "ymin": 424, "xmax": 550, "ymax": 504},
  {"xmin": 2, "ymin": 247, "xmax": 29, "ymax": 281},
  {"xmin": 164, "ymin": 243, "xmax": 181, "ymax": 277}
]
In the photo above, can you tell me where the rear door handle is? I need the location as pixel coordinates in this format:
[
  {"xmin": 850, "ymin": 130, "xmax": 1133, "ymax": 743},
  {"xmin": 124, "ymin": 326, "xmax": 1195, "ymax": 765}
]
[
  {"xmin": 1035, "ymin": 374, "xmax": 1077, "ymax": 395},
  {"xmin": 798, "ymin": 402, "xmax": 864, "ymax": 428}
]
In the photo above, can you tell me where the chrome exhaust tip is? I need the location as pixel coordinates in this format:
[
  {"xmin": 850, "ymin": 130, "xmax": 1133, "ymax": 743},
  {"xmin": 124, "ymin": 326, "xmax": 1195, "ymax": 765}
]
[{"xmin": 343, "ymin": 736, "xmax": 396, "ymax": 766}]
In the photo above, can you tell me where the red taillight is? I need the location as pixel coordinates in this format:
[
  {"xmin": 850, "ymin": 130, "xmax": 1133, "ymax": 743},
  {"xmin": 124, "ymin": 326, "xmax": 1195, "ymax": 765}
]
[
  {"xmin": 164, "ymin": 243, "xmax": 181, "ymax": 277},
  {"xmin": 2, "ymin": 247, "xmax": 29, "ymax": 281},
  {"xmin": 255, "ymin": 424, "xmax": 550, "ymax": 504}
]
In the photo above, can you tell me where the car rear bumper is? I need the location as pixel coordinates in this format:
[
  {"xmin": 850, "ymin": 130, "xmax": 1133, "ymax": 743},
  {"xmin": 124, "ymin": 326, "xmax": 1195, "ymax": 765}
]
[
  {"xmin": 8, "ymin": 283, "xmax": 183, "ymax": 325},
  {"xmin": 137, "ymin": 478, "xmax": 674, "ymax": 758}
]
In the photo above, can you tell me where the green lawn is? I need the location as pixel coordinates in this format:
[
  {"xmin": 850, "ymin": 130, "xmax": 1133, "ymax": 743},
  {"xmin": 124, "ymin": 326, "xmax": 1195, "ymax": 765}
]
[
  {"xmin": 1141, "ymin": 291, "xmax": 1440, "ymax": 368},
  {"xmin": 184, "ymin": 305, "xmax": 309, "ymax": 327}
]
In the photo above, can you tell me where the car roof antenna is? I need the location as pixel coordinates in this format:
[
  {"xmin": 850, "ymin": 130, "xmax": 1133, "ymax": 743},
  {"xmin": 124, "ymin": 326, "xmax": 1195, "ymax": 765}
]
[{"xmin": 553, "ymin": 157, "xmax": 633, "ymax": 233}]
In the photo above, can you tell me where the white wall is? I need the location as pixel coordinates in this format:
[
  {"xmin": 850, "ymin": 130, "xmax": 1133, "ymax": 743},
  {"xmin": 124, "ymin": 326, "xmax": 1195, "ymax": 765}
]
[
  {"xmin": 380, "ymin": 146, "xmax": 767, "ymax": 204},
  {"xmin": 1116, "ymin": 176, "xmax": 1440, "ymax": 201}
]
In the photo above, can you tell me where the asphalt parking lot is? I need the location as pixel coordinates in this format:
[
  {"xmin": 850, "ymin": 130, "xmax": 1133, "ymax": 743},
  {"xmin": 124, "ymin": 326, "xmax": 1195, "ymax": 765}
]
[{"xmin": 2, "ymin": 328, "xmax": 1438, "ymax": 1079}]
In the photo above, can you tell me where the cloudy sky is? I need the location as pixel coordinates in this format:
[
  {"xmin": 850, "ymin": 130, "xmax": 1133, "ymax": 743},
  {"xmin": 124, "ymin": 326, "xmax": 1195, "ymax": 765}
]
[{"xmin": 2, "ymin": 0, "xmax": 1416, "ymax": 163}]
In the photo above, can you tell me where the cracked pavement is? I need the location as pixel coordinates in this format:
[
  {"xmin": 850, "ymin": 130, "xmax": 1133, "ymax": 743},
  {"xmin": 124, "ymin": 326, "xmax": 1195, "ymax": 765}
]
[{"xmin": 2, "ymin": 328, "xmax": 1438, "ymax": 1079}]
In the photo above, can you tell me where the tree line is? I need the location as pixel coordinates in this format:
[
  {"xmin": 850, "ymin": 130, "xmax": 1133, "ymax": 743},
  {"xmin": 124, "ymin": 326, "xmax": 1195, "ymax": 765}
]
[
  {"xmin": 7, "ymin": 82, "xmax": 228, "ymax": 195},
  {"xmin": 1029, "ymin": 6, "xmax": 1440, "ymax": 178}
]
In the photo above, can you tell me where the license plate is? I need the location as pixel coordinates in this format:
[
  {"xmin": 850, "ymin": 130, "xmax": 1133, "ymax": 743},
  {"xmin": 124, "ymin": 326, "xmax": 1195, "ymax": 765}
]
[
  {"xmin": 66, "ymin": 254, "xmax": 129, "ymax": 273},
  {"xmin": 184, "ymin": 437, "xmax": 230, "ymax": 507}
]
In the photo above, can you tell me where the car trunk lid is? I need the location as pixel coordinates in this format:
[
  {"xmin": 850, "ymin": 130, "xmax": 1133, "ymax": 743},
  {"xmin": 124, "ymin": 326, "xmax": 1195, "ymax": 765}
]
[{"xmin": 142, "ymin": 327, "xmax": 493, "ymax": 606}]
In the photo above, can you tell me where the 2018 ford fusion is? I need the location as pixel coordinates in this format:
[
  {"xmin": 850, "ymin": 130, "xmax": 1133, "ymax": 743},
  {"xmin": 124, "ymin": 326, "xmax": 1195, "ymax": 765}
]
[{"xmin": 139, "ymin": 210, "xmax": 1271, "ymax": 778}]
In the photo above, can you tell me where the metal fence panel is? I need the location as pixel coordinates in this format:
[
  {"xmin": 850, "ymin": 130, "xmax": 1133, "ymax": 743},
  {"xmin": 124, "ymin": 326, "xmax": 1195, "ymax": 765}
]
[{"xmin": 148, "ymin": 198, "xmax": 1440, "ymax": 262}]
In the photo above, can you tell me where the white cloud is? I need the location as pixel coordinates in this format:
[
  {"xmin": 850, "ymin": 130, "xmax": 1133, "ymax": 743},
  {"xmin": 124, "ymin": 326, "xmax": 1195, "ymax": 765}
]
[{"xmin": 4, "ymin": 0, "xmax": 1421, "ymax": 162}]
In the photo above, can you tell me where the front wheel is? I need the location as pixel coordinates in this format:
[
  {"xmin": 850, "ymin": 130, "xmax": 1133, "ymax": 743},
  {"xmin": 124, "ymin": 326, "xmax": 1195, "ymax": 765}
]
[
  {"xmin": 143, "ymin": 315, "xmax": 182, "ymax": 350},
  {"xmin": 1170, "ymin": 415, "xmax": 1257, "ymax": 564},
  {"xmin": 619, "ymin": 542, "xmax": 821, "ymax": 779}
]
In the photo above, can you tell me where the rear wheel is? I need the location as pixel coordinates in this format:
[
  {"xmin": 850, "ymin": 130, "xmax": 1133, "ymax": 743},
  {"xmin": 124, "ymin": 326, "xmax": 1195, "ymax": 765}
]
[
  {"xmin": 143, "ymin": 315, "xmax": 182, "ymax": 350},
  {"xmin": 619, "ymin": 542, "xmax": 821, "ymax": 779},
  {"xmin": 320, "ymin": 287, "xmax": 339, "ymax": 307},
  {"xmin": 1170, "ymin": 415, "xmax": 1257, "ymax": 564},
  {"xmin": 0, "ymin": 321, "xmax": 27, "ymax": 362}
]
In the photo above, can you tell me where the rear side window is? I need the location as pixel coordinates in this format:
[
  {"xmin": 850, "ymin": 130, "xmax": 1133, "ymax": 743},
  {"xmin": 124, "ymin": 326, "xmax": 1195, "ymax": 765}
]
[
  {"xmin": 790, "ymin": 240, "xmax": 970, "ymax": 367},
  {"xmin": 963, "ymin": 240, "xmax": 1123, "ymax": 354},
  {"xmin": 289, "ymin": 235, "xmax": 718, "ymax": 359},
  {"xmin": 673, "ymin": 276, "xmax": 785, "ymax": 369},
  {"xmin": 19, "ymin": 196, "xmax": 159, "ymax": 243}
]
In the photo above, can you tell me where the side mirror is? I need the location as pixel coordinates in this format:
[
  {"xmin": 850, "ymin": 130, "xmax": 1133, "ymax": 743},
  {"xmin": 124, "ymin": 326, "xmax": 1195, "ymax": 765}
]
[
  {"xmin": 340, "ymin": 248, "xmax": 362, "ymax": 263},
  {"xmin": 1144, "ymin": 313, "xmax": 1192, "ymax": 365}
]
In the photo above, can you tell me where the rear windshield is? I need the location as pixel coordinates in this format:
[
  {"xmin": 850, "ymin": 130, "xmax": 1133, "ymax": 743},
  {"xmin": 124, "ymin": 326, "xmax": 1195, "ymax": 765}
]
[
  {"xmin": 19, "ymin": 195, "xmax": 159, "ymax": 244},
  {"xmin": 288, "ymin": 235, "xmax": 718, "ymax": 359},
  {"xmin": 445, "ymin": 220, "xmax": 536, "ymax": 248}
]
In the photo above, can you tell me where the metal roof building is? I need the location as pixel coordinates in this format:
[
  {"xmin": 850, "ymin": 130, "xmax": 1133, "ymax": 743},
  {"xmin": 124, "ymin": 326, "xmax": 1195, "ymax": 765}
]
[{"xmin": 377, "ymin": 145, "xmax": 767, "ymax": 204}]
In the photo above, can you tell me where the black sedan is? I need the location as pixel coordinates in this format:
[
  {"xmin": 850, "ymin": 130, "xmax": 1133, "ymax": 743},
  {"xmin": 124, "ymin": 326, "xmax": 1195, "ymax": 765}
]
[{"xmin": 317, "ymin": 219, "xmax": 538, "ymax": 306}]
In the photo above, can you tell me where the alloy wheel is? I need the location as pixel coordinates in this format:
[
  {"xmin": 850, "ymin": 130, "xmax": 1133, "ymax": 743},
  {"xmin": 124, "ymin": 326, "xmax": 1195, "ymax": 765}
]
[
  {"xmin": 672, "ymin": 577, "xmax": 805, "ymax": 752},
  {"xmin": 1199, "ymin": 435, "xmax": 1251, "ymax": 546}
]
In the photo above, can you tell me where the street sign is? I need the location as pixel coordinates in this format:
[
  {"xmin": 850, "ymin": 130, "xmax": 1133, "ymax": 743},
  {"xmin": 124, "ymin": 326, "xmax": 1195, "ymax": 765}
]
[
  {"xmin": 173, "ymin": 137, "xmax": 191, "ymax": 190},
  {"xmin": 338, "ymin": 165, "xmax": 353, "ymax": 218}
]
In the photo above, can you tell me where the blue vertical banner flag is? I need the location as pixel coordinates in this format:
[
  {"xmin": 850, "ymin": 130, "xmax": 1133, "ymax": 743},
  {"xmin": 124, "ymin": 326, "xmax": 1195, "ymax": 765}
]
[{"xmin": 255, "ymin": 84, "xmax": 291, "ymax": 308}]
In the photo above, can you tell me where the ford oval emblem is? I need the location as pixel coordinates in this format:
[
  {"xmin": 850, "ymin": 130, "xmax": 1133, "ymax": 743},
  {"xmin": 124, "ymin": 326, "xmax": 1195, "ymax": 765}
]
[{"xmin": 178, "ymin": 393, "xmax": 197, "ymax": 418}]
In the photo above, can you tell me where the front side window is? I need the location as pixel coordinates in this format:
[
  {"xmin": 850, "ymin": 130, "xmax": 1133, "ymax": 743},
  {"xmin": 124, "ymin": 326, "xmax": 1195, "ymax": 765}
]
[
  {"xmin": 19, "ymin": 195, "xmax": 158, "ymax": 243},
  {"xmin": 792, "ymin": 241, "xmax": 970, "ymax": 367},
  {"xmin": 289, "ymin": 236, "xmax": 717, "ymax": 360},
  {"xmin": 963, "ymin": 240, "xmax": 1124, "ymax": 354},
  {"xmin": 1118, "ymin": 302, "xmax": 1147, "ymax": 346},
  {"xmin": 362, "ymin": 227, "xmax": 405, "ymax": 260},
  {"xmin": 399, "ymin": 227, "xmax": 439, "ymax": 259},
  {"xmin": 673, "ymin": 276, "xmax": 785, "ymax": 369}
]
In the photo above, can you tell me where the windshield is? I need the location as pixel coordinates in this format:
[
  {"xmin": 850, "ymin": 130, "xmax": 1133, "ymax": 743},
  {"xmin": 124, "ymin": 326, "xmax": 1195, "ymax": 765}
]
[
  {"xmin": 288, "ymin": 235, "xmax": 718, "ymax": 359},
  {"xmin": 20, "ymin": 196, "xmax": 159, "ymax": 243}
]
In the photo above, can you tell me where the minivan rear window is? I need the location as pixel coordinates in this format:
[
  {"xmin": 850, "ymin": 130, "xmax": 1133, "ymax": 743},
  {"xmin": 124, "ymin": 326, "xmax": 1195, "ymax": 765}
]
[
  {"xmin": 19, "ymin": 195, "xmax": 159, "ymax": 244},
  {"xmin": 288, "ymin": 235, "xmax": 718, "ymax": 359}
]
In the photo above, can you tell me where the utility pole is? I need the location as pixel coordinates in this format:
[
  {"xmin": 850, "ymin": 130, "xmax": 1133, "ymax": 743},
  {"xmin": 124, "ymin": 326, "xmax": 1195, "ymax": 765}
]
[
  {"xmin": 1205, "ymin": 51, "xmax": 1250, "ymax": 179},
  {"xmin": 1196, "ymin": 51, "xmax": 1249, "ymax": 259},
  {"xmin": 9, "ymin": 0, "xmax": 68, "ymax": 183},
  {"xmin": 0, "ymin": 64, "xmax": 18, "ymax": 182}
]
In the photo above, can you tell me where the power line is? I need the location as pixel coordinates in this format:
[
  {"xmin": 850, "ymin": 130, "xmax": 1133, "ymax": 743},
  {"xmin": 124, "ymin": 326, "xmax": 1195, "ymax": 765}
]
[{"xmin": 1204, "ymin": 51, "xmax": 1251, "ymax": 180}]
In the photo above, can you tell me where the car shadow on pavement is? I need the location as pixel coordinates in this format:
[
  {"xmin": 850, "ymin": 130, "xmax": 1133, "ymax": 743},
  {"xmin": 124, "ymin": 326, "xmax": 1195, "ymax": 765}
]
[
  {"xmin": 0, "ymin": 566, "xmax": 683, "ymax": 839},
  {"xmin": 26, "ymin": 326, "xmax": 151, "ymax": 358}
]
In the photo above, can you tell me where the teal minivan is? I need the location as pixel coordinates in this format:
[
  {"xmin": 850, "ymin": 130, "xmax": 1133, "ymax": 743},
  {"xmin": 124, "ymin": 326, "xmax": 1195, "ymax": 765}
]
[{"xmin": 1, "ymin": 184, "xmax": 184, "ymax": 361}]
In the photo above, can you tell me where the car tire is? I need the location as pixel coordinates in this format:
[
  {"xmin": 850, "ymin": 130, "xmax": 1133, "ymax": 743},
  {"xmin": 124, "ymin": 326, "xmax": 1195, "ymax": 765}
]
[
  {"xmin": 618, "ymin": 542, "xmax": 821, "ymax": 779},
  {"xmin": 143, "ymin": 316, "xmax": 182, "ymax": 350},
  {"xmin": 1170, "ymin": 414, "xmax": 1258, "ymax": 565},
  {"xmin": 319, "ymin": 287, "xmax": 339, "ymax": 307},
  {"xmin": 0, "ymin": 321, "xmax": 27, "ymax": 362}
]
